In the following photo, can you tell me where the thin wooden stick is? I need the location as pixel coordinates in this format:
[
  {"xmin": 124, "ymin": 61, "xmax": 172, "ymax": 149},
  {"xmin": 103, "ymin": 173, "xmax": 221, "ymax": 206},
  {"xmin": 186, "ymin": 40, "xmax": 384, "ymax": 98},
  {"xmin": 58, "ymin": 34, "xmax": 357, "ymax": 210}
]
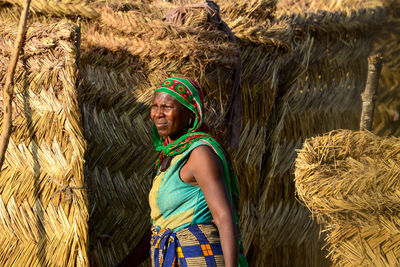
[
  {"xmin": 0, "ymin": 0, "xmax": 31, "ymax": 170},
  {"xmin": 360, "ymin": 53, "xmax": 383, "ymax": 131}
]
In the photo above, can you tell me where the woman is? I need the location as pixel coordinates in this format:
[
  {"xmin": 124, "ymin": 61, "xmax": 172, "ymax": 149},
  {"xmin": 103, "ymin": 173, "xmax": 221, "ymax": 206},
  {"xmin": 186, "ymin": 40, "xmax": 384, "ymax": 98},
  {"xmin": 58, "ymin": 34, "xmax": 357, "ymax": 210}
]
[{"xmin": 118, "ymin": 76, "xmax": 247, "ymax": 267}]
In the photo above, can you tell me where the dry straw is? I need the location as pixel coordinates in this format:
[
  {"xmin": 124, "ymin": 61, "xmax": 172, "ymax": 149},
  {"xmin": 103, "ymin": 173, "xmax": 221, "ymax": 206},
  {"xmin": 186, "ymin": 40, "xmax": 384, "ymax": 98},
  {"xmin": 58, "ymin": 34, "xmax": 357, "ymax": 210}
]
[
  {"xmin": 374, "ymin": 67, "xmax": 400, "ymax": 136},
  {"xmin": 373, "ymin": 0, "xmax": 400, "ymax": 137},
  {"xmin": 295, "ymin": 129, "xmax": 400, "ymax": 266},
  {"xmin": 0, "ymin": 0, "xmax": 99, "ymax": 18},
  {"xmin": 0, "ymin": 21, "xmax": 88, "ymax": 266},
  {"xmin": 245, "ymin": 1, "xmax": 385, "ymax": 264}
]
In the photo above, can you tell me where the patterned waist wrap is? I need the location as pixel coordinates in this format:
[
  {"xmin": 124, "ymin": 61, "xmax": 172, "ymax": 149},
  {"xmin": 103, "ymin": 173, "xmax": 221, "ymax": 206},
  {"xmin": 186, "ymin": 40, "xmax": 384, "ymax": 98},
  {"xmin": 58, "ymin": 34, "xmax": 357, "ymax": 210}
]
[
  {"xmin": 151, "ymin": 77, "xmax": 248, "ymax": 267},
  {"xmin": 151, "ymin": 223, "xmax": 224, "ymax": 267}
]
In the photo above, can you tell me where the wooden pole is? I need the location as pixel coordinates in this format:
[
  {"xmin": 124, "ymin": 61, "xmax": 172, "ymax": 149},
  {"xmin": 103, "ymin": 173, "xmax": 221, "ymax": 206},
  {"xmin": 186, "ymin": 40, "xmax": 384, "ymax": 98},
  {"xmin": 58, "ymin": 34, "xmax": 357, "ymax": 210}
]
[
  {"xmin": 360, "ymin": 53, "xmax": 383, "ymax": 131},
  {"xmin": 0, "ymin": 0, "xmax": 31, "ymax": 170}
]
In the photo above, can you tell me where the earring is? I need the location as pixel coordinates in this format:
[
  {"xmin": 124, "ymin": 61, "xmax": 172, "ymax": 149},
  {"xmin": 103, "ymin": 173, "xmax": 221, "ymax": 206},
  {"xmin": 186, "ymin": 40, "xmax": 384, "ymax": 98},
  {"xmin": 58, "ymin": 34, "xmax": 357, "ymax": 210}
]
[{"xmin": 188, "ymin": 117, "xmax": 193, "ymax": 127}]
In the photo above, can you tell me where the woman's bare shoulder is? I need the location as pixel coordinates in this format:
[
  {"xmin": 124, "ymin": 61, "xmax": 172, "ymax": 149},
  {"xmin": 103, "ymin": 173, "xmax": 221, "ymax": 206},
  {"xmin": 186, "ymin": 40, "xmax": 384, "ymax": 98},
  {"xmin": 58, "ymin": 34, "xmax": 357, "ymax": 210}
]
[
  {"xmin": 189, "ymin": 142, "xmax": 217, "ymax": 159},
  {"xmin": 187, "ymin": 143, "xmax": 222, "ymax": 174}
]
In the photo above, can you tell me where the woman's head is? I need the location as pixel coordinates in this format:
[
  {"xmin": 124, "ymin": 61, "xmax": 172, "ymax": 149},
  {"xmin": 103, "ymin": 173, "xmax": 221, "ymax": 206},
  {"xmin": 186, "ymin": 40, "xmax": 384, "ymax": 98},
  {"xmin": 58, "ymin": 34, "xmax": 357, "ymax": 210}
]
[
  {"xmin": 151, "ymin": 91, "xmax": 194, "ymax": 141},
  {"xmin": 151, "ymin": 77, "xmax": 206, "ymax": 142}
]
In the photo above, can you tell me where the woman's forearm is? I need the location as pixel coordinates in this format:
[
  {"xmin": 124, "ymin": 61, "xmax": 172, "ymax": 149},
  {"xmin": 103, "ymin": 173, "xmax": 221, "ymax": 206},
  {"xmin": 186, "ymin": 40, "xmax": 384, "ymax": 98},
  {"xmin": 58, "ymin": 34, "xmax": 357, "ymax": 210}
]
[{"xmin": 214, "ymin": 213, "xmax": 239, "ymax": 267}]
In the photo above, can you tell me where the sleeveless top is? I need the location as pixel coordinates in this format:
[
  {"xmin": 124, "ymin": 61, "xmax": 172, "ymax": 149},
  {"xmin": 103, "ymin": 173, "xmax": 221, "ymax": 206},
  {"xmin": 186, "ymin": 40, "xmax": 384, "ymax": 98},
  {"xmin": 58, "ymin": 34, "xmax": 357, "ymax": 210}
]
[{"xmin": 149, "ymin": 140, "xmax": 214, "ymax": 232}]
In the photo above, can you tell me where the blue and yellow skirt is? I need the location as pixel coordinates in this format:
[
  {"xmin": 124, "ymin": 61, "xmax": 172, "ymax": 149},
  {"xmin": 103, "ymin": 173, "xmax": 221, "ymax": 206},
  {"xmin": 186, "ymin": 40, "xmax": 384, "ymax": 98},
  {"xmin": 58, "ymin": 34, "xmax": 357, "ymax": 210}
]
[{"xmin": 150, "ymin": 223, "xmax": 224, "ymax": 267}]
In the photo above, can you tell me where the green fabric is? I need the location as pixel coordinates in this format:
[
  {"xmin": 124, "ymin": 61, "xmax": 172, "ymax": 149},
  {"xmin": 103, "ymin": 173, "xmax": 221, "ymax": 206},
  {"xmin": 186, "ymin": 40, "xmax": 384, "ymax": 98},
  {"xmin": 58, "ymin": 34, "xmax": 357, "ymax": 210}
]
[{"xmin": 150, "ymin": 140, "xmax": 217, "ymax": 232}]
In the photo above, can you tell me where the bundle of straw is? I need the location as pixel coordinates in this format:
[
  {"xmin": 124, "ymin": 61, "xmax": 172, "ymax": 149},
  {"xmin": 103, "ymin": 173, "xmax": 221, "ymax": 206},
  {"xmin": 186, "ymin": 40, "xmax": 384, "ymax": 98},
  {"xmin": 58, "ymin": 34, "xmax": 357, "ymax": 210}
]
[
  {"xmin": 0, "ymin": 21, "xmax": 88, "ymax": 266},
  {"xmin": 295, "ymin": 129, "xmax": 400, "ymax": 266}
]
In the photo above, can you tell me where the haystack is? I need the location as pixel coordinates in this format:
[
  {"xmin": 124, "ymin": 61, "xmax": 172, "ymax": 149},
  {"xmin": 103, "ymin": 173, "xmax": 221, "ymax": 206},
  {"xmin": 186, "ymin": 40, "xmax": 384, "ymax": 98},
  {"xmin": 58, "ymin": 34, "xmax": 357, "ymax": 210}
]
[
  {"xmin": 0, "ymin": 0, "xmax": 395, "ymax": 266},
  {"xmin": 0, "ymin": 22, "xmax": 88, "ymax": 266},
  {"xmin": 295, "ymin": 129, "xmax": 400, "ymax": 266}
]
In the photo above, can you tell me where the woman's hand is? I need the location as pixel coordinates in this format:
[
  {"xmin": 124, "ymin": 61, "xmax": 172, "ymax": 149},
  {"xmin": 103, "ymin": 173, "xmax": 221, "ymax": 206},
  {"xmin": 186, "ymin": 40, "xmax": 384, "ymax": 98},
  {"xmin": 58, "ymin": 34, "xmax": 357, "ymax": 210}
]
[{"xmin": 183, "ymin": 145, "xmax": 239, "ymax": 267}]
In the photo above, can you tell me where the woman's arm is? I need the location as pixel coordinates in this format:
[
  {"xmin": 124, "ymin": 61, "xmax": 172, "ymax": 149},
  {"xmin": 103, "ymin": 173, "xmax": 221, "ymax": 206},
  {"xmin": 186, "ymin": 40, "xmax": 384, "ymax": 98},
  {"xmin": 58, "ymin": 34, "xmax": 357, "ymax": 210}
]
[
  {"xmin": 185, "ymin": 145, "xmax": 239, "ymax": 267},
  {"xmin": 114, "ymin": 227, "xmax": 151, "ymax": 267}
]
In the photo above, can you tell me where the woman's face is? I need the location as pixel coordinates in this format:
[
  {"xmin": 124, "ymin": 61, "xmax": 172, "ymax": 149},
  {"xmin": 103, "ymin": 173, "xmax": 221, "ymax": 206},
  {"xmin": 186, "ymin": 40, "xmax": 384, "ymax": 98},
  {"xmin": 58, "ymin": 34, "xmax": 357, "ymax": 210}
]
[{"xmin": 151, "ymin": 92, "xmax": 193, "ymax": 141}]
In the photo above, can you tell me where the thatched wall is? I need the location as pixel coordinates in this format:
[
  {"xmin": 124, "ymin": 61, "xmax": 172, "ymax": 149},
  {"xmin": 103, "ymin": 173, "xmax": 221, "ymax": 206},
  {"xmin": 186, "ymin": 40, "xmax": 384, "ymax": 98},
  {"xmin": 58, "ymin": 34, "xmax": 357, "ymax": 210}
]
[
  {"xmin": 0, "ymin": 22, "xmax": 88, "ymax": 266},
  {"xmin": 293, "ymin": 1, "xmax": 400, "ymax": 265},
  {"xmin": 233, "ymin": 2, "xmax": 384, "ymax": 266},
  {"xmin": 0, "ymin": 0, "xmax": 395, "ymax": 266},
  {"xmin": 373, "ymin": 0, "xmax": 400, "ymax": 137},
  {"xmin": 295, "ymin": 130, "xmax": 400, "ymax": 266}
]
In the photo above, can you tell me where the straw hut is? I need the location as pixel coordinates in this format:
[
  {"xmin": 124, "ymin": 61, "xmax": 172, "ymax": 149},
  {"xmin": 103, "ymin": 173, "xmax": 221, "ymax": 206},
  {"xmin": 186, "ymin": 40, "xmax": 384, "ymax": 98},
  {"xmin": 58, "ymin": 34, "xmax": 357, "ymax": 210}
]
[
  {"xmin": 295, "ymin": 129, "xmax": 400, "ymax": 266},
  {"xmin": 0, "ymin": 0, "xmax": 395, "ymax": 266},
  {"xmin": 0, "ymin": 21, "xmax": 88, "ymax": 266}
]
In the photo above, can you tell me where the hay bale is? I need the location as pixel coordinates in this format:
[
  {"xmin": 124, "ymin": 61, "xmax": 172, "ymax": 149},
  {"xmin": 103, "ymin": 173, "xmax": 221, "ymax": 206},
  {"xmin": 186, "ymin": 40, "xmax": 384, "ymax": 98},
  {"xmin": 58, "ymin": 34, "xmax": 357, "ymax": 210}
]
[
  {"xmin": 0, "ymin": 21, "xmax": 88, "ymax": 266},
  {"xmin": 295, "ymin": 129, "xmax": 400, "ymax": 266}
]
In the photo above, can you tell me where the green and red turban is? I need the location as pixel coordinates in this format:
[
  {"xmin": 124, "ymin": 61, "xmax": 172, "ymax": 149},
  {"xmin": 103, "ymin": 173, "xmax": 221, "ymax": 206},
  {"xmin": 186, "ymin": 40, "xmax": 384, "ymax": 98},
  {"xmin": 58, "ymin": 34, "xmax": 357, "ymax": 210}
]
[
  {"xmin": 152, "ymin": 76, "xmax": 210, "ymax": 155},
  {"xmin": 154, "ymin": 76, "xmax": 206, "ymax": 133}
]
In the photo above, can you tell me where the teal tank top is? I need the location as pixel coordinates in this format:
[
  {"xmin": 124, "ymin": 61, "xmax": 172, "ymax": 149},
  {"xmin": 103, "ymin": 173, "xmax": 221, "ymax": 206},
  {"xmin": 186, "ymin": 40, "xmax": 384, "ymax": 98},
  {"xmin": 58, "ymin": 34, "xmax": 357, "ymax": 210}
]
[{"xmin": 149, "ymin": 140, "xmax": 214, "ymax": 231}]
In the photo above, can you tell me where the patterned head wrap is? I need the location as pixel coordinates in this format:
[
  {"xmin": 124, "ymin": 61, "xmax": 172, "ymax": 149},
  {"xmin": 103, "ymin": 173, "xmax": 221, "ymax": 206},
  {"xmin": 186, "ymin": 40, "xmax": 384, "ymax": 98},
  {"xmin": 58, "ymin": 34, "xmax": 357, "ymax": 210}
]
[
  {"xmin": 152, "ymin": 76, "xmax": 210, "ymax": 156},
  {"xmin": 154, "ymin": 76, "xmax": 205, "ymax": 133}
]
